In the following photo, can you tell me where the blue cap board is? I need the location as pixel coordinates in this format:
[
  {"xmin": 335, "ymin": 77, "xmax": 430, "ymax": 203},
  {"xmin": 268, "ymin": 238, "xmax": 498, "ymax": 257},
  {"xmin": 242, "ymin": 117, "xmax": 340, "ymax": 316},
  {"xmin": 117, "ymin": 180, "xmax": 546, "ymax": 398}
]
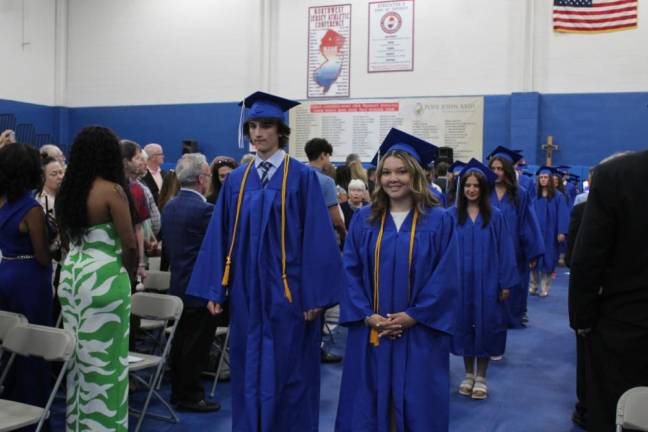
[
  {"xmin": 459, "ymin": 158, "xmax": 497, "ymax": 185},
  {"xmin": 241, "ymin": 91, "xmax": 300, "ymax": 121},
  {"xmin": 448, "ymin": 160, "xmax": 466, "ymax": 175},
  {"xmin": 371, "ymin": 128, "xmax": 438, "ymax": 167},
  {"xmin": 536, "ymin": 166, "xmax": 555, "ymax": 176},
  {"xmin": 487, "ymin": 146, "xmax": 523, "ymax": 164}
]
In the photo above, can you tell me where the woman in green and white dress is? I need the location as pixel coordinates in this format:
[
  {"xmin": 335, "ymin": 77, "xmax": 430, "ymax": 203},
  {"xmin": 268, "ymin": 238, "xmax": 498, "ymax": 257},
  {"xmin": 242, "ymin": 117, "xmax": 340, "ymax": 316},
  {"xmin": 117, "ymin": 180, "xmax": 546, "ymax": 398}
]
[{"xmin": 56, "ymin": 126, "xmax": 137, "ymax": 431}]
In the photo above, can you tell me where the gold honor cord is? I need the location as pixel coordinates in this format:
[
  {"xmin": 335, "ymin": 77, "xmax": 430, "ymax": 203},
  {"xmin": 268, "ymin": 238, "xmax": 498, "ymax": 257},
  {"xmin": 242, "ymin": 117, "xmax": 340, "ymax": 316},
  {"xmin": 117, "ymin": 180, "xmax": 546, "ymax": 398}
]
[
  {"xmin": 221, "ymin": 160, "xmax": 254, "ymax": 287},
  {"xmin": 280, "ymin": 154, "xmax": 293, "ymax": 303},
  {"xmin": 220, "ymin": 154, "xmax": 293, "ymax": 304},
  {"xmin": 370, "ymin": 210, "xmax": 418, "ymax": 347}
]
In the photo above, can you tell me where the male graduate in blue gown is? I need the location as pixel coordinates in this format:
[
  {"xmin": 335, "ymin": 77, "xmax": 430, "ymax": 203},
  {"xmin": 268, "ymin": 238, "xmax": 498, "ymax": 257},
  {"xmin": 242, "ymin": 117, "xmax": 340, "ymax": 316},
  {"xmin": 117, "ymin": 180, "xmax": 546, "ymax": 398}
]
[{"xmin": 186, "ymin": 91, "xmax": 344, "ymax": 432}]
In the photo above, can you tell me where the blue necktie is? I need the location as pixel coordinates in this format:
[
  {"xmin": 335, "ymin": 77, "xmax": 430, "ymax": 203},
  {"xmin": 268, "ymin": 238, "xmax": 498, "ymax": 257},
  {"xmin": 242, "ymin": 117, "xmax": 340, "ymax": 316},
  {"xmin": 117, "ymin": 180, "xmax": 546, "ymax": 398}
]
[{"xmin": 259, "ymin": 161, "xmax": 272, "ymax": 187}]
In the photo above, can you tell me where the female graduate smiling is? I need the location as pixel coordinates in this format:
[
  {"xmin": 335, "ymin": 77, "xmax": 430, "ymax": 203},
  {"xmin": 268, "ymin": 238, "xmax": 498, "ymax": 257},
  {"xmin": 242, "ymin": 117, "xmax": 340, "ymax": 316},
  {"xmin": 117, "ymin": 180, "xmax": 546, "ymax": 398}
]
[
  {"xmin": 449, "ymin": 159, "xmax": 518, "ymax": 400},
  {"xmin": 336, "ymin": 128, "xmax": 460, "ymax": 432}
]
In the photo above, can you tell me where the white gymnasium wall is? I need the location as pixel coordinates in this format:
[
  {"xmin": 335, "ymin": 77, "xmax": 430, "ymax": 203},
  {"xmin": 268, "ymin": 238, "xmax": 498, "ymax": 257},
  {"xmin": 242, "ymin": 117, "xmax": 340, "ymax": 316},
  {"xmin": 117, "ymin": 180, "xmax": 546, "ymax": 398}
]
[
  {"xmin": 272, "ymin": 0, "xmax": 648, "ymax": 99},
  {"xmin": 533, "ymin": 0, "xmax": 648, "ymax": 93},
  {"xmin": 271, "ymin": 0, "xmax": 531, "ymax": 99},
  {"xmin": 64, "ymin": 0, "xmax": 265, "ymax": 107},
  {"xmin": 4, "ymin": 0, "xmax": 647, "ymax": 108},
  {"xmin": 0, "ymin": 0, "xmax": 57, "ymax": 105}
]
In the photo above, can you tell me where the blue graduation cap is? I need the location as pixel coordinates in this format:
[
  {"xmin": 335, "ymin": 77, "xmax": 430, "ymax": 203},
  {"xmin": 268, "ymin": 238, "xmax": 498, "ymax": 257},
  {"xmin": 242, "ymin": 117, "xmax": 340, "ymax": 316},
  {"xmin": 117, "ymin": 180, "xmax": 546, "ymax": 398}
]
[
  {"xmin": 459, "ymin": 158, "xmax": 497, "ymax": 185},
  {"xmin": 536, "ymin": 166, "xmax": 555, "ymax": 176},
  {"xmin": 567, "ymin": 173, "xmax": 581, "ymax": 184},
  {"xmin": 241, "ymin": 91, "xmax": 300, "ymax": 121},
  {"xmin": 487, "ymin": 146, "xmax": 523, "ymax": 164},
  {"xmin": 370, "ymin": 128, "xmax": 438, "ymax": 167},
  {"xmin": 448, "ymin": 160, "xmax": 466, "ymax": 175}
]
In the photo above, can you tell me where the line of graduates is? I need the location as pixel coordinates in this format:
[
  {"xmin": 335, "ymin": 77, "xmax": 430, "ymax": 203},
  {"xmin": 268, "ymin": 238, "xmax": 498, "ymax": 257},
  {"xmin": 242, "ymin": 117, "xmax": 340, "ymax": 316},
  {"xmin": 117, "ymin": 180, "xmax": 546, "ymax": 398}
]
[{"xmin": 185, "ymin": 90, "xmax": 570, "ymax": 432}]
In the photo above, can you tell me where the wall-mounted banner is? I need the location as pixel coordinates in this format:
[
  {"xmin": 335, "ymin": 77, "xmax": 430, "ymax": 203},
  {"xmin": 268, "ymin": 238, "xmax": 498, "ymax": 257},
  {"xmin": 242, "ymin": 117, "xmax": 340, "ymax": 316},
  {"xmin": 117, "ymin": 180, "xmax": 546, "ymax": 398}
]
[
  {"xmin": 368, "ymin": 0, "xmax": 414, "ymax": 73},
  {"xmin": 289, "ymin": 96, "xmax": 484, "ymax": 163},
  {"xmin": 307, "ymin": 5, "xmax": 352, "ymax": 98}
]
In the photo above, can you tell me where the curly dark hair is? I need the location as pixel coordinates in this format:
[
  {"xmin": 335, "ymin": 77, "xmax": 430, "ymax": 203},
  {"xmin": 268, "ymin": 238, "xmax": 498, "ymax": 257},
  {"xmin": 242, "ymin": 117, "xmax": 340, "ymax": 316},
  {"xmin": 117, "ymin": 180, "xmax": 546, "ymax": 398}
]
[
  {"xmin": 242, "ymin": 118, "xmax": 291, "ymax": 149},
  {"xmin": 456, "ymin": 171, "xmax": 492, "ymax": 228},
  {"xmin": 56, "ymin": 126, "xmax": 133, "ymax": 243},
  {"xmin": 0, "ymin": 143, "xmax": 42, "ymax": 202},
  {"xmin": 206, "ymin": 158, "xmax": 239, "ymax": 204},
  {"xmin": 488, "ymin": 155, "xmax": 519, "ymax": 206}
]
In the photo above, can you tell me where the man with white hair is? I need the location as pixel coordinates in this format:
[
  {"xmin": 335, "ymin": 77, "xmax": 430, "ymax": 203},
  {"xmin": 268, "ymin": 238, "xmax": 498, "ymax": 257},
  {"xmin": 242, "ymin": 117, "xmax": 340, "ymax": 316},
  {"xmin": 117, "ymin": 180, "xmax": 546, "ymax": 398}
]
[
  {"xmin": 142, "ymin": 143, "xmax": 167, "ymax": 205},
  {"xmin": 161, "ymin": 153, "xmax": 220, "ymax": 412},
  {"xmin": 40, "ymin": 144, "xmax": 66, "ymax": 167}
]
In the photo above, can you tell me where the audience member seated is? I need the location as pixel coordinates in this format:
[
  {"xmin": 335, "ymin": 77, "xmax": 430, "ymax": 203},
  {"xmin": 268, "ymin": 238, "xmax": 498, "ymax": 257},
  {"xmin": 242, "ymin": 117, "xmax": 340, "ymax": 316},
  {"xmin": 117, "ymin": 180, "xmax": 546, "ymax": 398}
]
[
  {"xmin": 161, "ymin": 153, "xmax": 221, "ymax": 413},
  {"xmin": 0, "ymin": 142, "xmax": 53, "ymax": 428}
]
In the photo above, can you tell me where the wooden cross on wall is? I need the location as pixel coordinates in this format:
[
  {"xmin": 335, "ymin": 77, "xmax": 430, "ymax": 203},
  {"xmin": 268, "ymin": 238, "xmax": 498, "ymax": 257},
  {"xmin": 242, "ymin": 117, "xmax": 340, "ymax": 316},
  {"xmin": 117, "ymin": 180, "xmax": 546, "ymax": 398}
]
[{"xmin": 541, "ymin": 136, "xmax": 558, "ymax": 166}]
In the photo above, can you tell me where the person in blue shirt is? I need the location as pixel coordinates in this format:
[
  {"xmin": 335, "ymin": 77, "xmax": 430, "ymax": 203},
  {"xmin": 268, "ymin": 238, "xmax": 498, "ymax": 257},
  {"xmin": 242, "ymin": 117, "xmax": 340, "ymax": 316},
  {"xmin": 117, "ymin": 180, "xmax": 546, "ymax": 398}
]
[
  {"xmin": 185, "ymin": 92, "xmax": 344, "ymax": 432},
  {"xmin": 304, "ymin": 137, "xmax": 345, "ymax": 364},
  {"xmin": 449, "ymin": 159, "xmax": 518, "ymax": 400},
  {"xmin": 336, "ymin": 128, "xmax": 459, "ymax": 432},
  {"xmin": 305, "ymin": 137, "xmax": 347, "ymax": 245}
]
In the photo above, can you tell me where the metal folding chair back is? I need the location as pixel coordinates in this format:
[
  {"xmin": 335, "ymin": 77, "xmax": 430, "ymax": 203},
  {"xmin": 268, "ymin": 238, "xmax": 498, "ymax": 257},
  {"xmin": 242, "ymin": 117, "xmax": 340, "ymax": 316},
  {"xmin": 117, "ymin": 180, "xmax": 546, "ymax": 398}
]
[
  {"xmin": 142, "ymin": 270, "xmax": 170, "ymax": 293},
  {"xmin": 0, "ymin": 312, "xmax": 27, "ymax": 342},
  {"xmin": 616, "ymin": 387, "xmax": 648, "ymax": 432},
  {"xmin": 129, "ymin": 292, "xmax": 183, "ymax": 432},
  {"xmin": 0, "ymin": 324, "xmax": 75, "ymax": 432}
]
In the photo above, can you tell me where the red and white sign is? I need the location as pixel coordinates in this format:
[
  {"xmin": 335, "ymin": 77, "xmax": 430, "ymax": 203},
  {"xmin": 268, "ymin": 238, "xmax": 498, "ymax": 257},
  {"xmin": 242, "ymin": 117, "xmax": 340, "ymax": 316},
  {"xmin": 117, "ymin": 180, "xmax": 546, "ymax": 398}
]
[{"xmin": 368, "ymin": 1, "xmax": 415, "ymax": 73}]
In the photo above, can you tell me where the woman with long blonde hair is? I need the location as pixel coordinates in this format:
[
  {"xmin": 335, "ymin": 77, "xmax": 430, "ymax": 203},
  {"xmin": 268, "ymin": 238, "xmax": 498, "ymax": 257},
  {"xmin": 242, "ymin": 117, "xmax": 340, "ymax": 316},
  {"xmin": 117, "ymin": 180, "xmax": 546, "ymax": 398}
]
[{"xmin": 336, "ymin": 129, "xmax": 460, "ymax": 432}]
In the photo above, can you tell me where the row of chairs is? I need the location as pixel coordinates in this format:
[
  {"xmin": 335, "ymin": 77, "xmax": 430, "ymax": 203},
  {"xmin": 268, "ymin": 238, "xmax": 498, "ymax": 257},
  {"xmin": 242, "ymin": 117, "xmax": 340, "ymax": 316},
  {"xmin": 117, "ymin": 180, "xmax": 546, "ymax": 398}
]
[
  {"xmin": 0, "ymin": 291, "xmax": 185, "ymax": 432},
  {"xmin": 0, "ymin": 311, "xmax": 74, "ymax": 432}
]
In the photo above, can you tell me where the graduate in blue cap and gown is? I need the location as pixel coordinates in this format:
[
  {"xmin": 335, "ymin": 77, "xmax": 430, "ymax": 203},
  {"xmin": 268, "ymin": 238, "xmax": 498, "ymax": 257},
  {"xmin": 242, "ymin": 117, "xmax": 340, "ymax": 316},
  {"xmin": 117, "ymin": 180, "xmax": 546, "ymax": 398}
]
[
  {"xmin": 449, "ymin": 159, "xmax": 518, "ymax": 399},
  {"xmin": 336, "ymin": 128, "xmax": 460, "ymax": 432},
  {"xmin": 444, "ymin": 160, "xmax": 466, "ymax": 207},
  {"xmin": 487, "ymin": 146, "xmax": 544, "ymax": 329},
  {"xmin": 529, "ymin": 166, "xmax": 569, "ymax": 297},
  {"xmin": 186, "ymin": 91, "xmax": 344, "ymax": 432}
]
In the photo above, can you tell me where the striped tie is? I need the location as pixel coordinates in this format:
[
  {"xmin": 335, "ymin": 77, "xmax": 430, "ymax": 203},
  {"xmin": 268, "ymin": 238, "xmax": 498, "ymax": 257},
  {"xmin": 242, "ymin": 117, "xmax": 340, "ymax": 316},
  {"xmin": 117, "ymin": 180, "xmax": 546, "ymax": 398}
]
[{"xmin": 259, "ymin": 161, "xmax": 272, "ymax": 187}]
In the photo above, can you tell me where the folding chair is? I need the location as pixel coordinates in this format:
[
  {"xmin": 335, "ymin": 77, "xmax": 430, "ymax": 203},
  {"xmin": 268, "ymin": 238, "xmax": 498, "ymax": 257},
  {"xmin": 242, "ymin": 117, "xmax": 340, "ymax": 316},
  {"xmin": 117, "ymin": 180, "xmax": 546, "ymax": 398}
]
[
  {"xmin": 616, "ymin": 386, "xmax": 648, "ymax": 432},
  {"xmin": 139, "ymin": 271, "xmax": 171, "ymax": 353},
  {"xmin": 128, "ymin": 292, "xmax": 183, "ymax": 432},
  {"xmin": 0, "ymin": 311, "xmax": 27, "ymax": 359},
  {"xmin": 0, "ymin": 323, "xmax": 75, "ymax": 432},
  {"xmin": 209, "ymin": 327, "xmax": 230, "ymax": 397}
]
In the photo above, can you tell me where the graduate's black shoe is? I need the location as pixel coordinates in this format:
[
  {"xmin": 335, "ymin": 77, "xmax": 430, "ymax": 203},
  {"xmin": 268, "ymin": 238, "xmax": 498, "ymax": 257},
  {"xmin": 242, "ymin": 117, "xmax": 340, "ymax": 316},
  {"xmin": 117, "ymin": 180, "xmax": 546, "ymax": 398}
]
[
  {"xmin": 176, "ymin": 399, "xmax": 221, "ymax": 413},
  {"xmin": 521, "ymin": 313, "xmax": 529, "ymax": 325},
  {"xmin": 321, "ymin": 350, "xmax": 343, "ymax": 364}
]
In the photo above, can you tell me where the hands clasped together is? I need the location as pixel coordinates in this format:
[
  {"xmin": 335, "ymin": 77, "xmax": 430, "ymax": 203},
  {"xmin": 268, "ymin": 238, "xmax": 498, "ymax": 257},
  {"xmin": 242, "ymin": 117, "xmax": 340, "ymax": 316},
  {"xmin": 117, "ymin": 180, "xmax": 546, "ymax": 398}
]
[{"xmin": 366, "ymin": 312, "xmax": 416, "ymax": 340}]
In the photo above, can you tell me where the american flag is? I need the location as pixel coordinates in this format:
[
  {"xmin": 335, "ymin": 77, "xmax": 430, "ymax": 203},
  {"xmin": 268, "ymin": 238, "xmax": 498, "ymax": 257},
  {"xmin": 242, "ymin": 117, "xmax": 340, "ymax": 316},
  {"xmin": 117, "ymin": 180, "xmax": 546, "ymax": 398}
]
[{"xmin": 553, "ymin": 0, "xmax": 638, "ymax": 33}]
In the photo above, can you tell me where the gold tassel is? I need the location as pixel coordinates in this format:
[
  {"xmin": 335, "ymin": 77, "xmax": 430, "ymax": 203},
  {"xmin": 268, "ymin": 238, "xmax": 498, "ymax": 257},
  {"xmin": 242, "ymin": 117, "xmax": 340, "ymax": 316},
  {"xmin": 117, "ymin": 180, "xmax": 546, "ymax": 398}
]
[
  {"xmin": 369, "ymin": 328, "xmax": 380, "ymax": 346},
  {"xmin": 221, "ymin": 258, "xmax": 232, "ymax": 286},
  {"xmin": 282, "ymin": 275, "xmax": 292, "ymax": 303}
]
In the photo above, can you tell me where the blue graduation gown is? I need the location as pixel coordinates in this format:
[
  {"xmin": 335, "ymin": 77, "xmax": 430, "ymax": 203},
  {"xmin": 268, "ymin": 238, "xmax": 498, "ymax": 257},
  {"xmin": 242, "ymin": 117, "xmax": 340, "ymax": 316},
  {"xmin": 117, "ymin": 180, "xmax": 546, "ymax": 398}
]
[
  {"xmin": 534, "ymin": 191, "xmax": 569, "ymax": 273},
  {"xmin": 518, "ymin": 174, "xmax": 536, "ymax": 202},
  {"xmin": 449, "ymin": 208, "xmax": 519, "ymax": 357},
  {"xmin": 336, "ymin": 206, "xmax": 460, "ymax": 432},
  {"xmin": 490, "ymin": 186, "xmax": 544, "ymax": 328},
  {"xmin": 186, "ymin": 157, "xmax": 343, "ymax": 432}
]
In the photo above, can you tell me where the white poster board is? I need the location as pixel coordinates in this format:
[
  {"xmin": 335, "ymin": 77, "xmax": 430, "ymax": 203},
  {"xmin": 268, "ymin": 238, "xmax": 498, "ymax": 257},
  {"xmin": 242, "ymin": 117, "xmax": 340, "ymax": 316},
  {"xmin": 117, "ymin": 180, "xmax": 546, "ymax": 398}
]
[
  {"xmin": 289, "ymin": 97, "xmax": 484, "ymax": 163},
  {"xmin": 307, "ymin": 5, "xmax": 352, "ymax": 98},
  {"xmin": 368, "ymin": 0, "xmax": 415, "ymax": 73}
]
